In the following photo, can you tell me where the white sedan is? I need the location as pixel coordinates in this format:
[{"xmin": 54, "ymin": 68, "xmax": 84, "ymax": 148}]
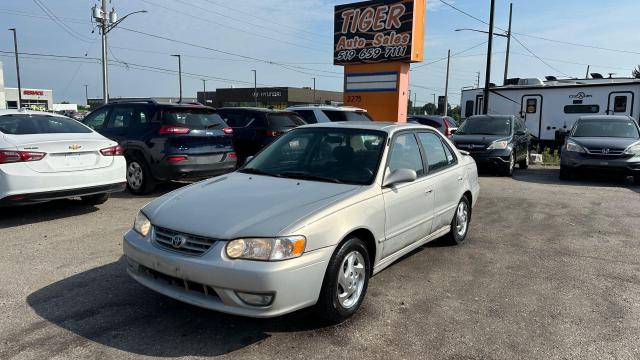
[{"xmin": 0, "ymin": 109, "xmax": 126, "ymax": 206}]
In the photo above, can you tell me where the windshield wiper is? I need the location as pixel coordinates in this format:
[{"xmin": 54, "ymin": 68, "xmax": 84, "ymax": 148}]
[
  {"xmin": 205, "ymin": 124, "xmax": 221, "ymax": 129},
  {"xmin": 238, "ymin": 168, "xmax": 284, "ymax": 178},
  {"xmin": 277, "ymin": 171, "xmax": 343, "ymax": 184}
]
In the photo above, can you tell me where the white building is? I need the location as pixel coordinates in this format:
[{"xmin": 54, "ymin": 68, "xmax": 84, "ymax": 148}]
[{"xmin": 0, "ymin": 61, "xmax": 54, "ymax": 110}]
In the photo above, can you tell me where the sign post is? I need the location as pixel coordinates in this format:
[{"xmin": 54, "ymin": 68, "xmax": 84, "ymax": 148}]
[{"xmin": 334, "ymin": 0, "xmax": 425, "ymax": 122}]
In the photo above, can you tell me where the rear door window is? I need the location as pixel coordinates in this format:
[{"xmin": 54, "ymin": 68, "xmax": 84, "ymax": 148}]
[
  {"xmin": 219, "ymin": 111, "xmax": 258, "ymax": 128},
  {"xmin": 417, "ymin": 132, "xmax": 449, "ymax": 173},
  {"xmin": 292, "ymin": 110, "xmax": 317, "ymax": 124},
  {"xmin": 268, "ymin": 113, "xmax": 305, "ymax": 130},
  {"xmin": 83, "ymin": 106, "xmax": 111, "ymax": 130},
  {"xmin": 0, "ymin": 114, "xmax": 92, "ymax": 134},
  {"xmin": 107, "ymin": 106, "xmax": 135, "ymax": 129}
]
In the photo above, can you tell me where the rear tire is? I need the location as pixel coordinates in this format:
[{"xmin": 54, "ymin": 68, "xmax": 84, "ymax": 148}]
[
  {"xmin": 126, "ymin": 155, "xmax": 156, "ymax": 195},
  {"xmin": 445, "ymin": 196, "xmax": 471, "ymax": 245},
  {"xmin": 314, "ymin": 237, "xmax": 370, "ymax": 323},
  {"xmin": 518, "ymin": 149, "xmax": 529, "ymax": 169},
  {"xmin": 80, "ymin": 193, "xmax": 110, "ymax": 205}
]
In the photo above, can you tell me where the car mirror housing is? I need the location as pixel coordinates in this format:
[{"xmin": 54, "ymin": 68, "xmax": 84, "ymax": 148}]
[
  {"xmin": 450, "ymin": 128, "xmax": 458, "ymax": 135},
  {"xmin": 383, "ymin": 169, "xmax": 417, "ymax": 187}
]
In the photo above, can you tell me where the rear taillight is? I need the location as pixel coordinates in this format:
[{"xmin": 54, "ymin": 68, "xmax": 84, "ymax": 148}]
[
  {"xmin": 159, "ymin": 125, "xmax": 191, "ymax": 135},
  {"xmin": 0, "ymin": 150, "xmax": 46, "ymax": 164},
  {"xmin": 223, "ymin": 127, "xmax": 234, "ymax": 135},
  {"xmin": 228, "ymin": 152, "xmax": 237, "ymax": 159},
  {"xmin": 443, "ymin": 121, "xmax": 451, "ymax": 137},
  {"xmin": 167, "ymin": 155, "xmax": 187, "ymax": 162},
  {"xmin": 265, "ymin": 130, "xmax": 282, "ymax": 137},
  {"xmin": 100, "ymin": 145, "xmax": 124, "ymax": 156}
]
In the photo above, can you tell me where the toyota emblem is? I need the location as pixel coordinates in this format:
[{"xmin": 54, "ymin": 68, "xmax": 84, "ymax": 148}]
[{"xmin": 171, "ymin": 235, "xmax": 187, "ymax": 248}]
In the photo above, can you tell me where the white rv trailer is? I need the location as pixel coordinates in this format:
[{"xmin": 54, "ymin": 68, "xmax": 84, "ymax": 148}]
[{"xmin": 460, "ymin": 77, "xmax": 640, "ymax": 145}]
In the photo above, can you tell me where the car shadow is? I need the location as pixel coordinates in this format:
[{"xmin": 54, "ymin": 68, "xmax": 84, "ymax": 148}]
[
  {"xmin": 25, "ymin": 257, "xmax": 334, "ymax": 357},
  {"xmin": 0, "ymin": 199, "xmax": 99, "ymax": 229},
  {"xmin": 510, "ymin": 166, "xmax": 640, "ymax": 193}
]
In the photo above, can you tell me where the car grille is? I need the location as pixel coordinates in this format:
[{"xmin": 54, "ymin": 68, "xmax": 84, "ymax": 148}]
[
  {"xmin": 153, "ymin": 226, "xmax": 217, "ymax": 256},
  {"xmin": 586, "ymin": 147, "xmax": 625, "ymax": 155},
  {"xmin": 139, "ymin": 265, "xmax": 220, "ymax": 299},
  {"xmin": 456, "ymin": 143, "xmax": 487, "ymax": 153}
]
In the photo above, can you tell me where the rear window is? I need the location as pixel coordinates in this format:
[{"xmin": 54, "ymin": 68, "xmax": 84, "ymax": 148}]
[
  {"xmin": 268, "ymin": 113, "xmax": 306, "ymax": 129},
  {"xmin": 292, "ymin": 110, "xmax": 317, "ymax": 124},
  {"xmin": 162, "ymin": 108, "xmax": 226, "ymax": 130},
  {"xmin": 322, "ymin": 110, "xmax": 372, "ymax": 122},
  {"xmin": 217, "ymin": 110, "xmax": 262, "ymax": 128},
  {"xmin": 0, "ymin": 114, "xmax": 92, "ymax": 134},
  {"xmin": 409, "ymin": 117, "xmax": 443, "ymax": 129}
]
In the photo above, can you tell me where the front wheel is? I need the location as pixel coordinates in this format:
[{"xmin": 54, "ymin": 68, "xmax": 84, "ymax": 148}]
[
  {"xmin": 519, "ymin": 149, "xmax": 529, "ymax": 169},
  {"xmin": 314, "ymin": 237, "xmax": 370, "ymax": 323},
  {"xmin": 501, "ymin": 152, "xmax": 515, "ymax": 176},
  {"xmin": 445, "ymin": 196, "xmax": 471, "ymax": 245}
]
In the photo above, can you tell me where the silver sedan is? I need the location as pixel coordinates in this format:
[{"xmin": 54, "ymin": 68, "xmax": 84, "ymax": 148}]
[{"xmin": 123, "ymin": 122, "xmax": 480, "ymax": 322}]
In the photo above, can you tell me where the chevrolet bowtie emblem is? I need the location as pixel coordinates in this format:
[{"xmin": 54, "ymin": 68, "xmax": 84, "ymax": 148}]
[{"xmin": 69, "ymin": 144, "xmax": 82, "ymax": 150}]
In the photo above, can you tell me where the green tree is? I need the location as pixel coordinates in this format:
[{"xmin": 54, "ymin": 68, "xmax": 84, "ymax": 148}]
[
  {"xmin": 633, "ymin": 65, "xmax": 640, "ymax": 79},
  {"xmin": 421, "ymin": 103, "xmax": 437, "ymax": 115},
  {"xmin": 448, "ymin": 105, "xmax": 461, "ymax": 122}
]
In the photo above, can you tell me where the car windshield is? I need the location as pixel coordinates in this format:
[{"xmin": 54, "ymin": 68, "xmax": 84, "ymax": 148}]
[
  {"xmin": 0, "ymin": 114, "xmax": 92, "ymax": 134},
  {"xmin": 162, "ymin": 108, "xmax": 227, "ymax": 129},
  {"xmin": 456, "ymin": 116, "xmax": 512, "ymax": 136},
  {"xmin": 572, "ymin": 119, "xmax": 640, "ymax": 138},
  {"xmin": 240, "ymin": 128, "xmax": 387, "ymax": 185}
]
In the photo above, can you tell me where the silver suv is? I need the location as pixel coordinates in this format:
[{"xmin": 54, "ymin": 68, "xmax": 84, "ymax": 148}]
[{"xmin": 285, "ymin": 105, "xmax": 373, "ymax": 123}]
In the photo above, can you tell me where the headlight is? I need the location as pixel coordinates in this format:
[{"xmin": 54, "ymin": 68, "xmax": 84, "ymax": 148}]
[
  {"xmin": 624, "ymin": 143, "xmax": 640, "ymax": 156},
  {"xmin": 565, "ymin": 140, "xmax": 585, "ymax": 153},
  {"xmin": 487, "ymin": 140, "xmax": 509, "ymax": 150},
  {"xmin": 133, "ymin": 211, "xmax": 151, "ymax": 237},
  {"xmin": 226, "ymin": 236, "xmax": 306, "ymax": 261}
]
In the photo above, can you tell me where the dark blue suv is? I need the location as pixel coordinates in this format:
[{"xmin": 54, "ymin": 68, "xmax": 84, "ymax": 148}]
[{"xmin": 83, "ymin": 99, "xmax": 236, "ymax": 194}]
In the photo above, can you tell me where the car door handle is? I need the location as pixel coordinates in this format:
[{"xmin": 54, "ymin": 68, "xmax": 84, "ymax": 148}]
[
  {"xmin": 457, "ymin": 176, "xmax": 463, "ymax": 181},
  {"xmin": 425, "ymin": 189, "xmax": 433, "ymax": 195}
]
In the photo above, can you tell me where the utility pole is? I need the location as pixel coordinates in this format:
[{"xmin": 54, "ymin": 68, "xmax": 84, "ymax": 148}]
[
  {"xmin": 413, "ymin": 92, "xmax": 417, "ymax": 115},
  {"xmin": 483, "ymin": 0, "xmax": 496, "ymax": 114},
  {"xmin": 503, "ymin": 3, "xmax": 513, "ymax": 84},
  {"xmin": 171, "ymin": 54, "xmax": 182, "ymax": 102},
  {"xmin": 202, "ymin": 79, "xmax": 206, "ymax": 93},
  {"xmin": 476, "ymin": 72, "xmax": 481, "ymax": 89},
  {"xmin": 312, "ymin": 77, "xmax": 316, "ymax": 104},
  {"xmin": 431, "ymin": 93, "xmax": 436, "ymax": 114},
  {"xmin": 92, "ymin": 2, "xmax": 146, "ymax": 105},
  {"xmin": 252, "ymin": 70, "xmax": 257, "ymax": 107},
  {"xmin": 444, "ymin": 49, "xmax": 451, "ymax": 116},
  {"xmin": 585, "ymin": 65, "xmax": 590, "ymax": 79},
  {"xmin": 8, "ymin": 28, "xmax": 23, "ymax": 109},
  {"xmin": 83, "ymin": 84, "xmax": 89, "ymax": 106}
]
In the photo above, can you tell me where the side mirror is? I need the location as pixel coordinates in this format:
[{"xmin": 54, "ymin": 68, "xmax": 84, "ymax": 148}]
[
  {"xmin": 459, "ymin": 150, "xmax": 470, "ymax": 156},
  {"xmin": 243, "ymin": 156, "xmax": 254, "ymax": 166},
  {"xmin": 449, "ymin": 128, "xmax": 458, "ymax": 135},
  {"xmin": 383, "ymin": 168, "xmax": 417, "ymax": 187},
  {"xmin": 515, "ymin": 130, "xmax": 526, "ymax": 136}
]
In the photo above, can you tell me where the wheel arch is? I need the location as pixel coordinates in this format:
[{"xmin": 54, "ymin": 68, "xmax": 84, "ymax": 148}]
[
  {"xmin": 336, "ymin": 228, "xmax": 377, "ymax": 275},
  {"xmin": 462, "ymin": 190, "xmax": 473, "ymax": 221}
]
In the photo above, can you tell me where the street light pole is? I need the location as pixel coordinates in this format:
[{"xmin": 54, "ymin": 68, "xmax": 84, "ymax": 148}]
[
  {"xmin": 171, "ymin": 54, "xmax": 182, "ymax": 103},
  {"xmin": 312, "ymin": 77, "xmax": 316, "ymax": 104},
  {"xmin": 483, "ymin": 0, "xmax": 496, "ymax": 115},
  {"xmin": 413, "ymin": 92, "xmax": 417, "ymax": 115},
  {"xmin": 444, "ymin": 49, "xmax": 451, "ymax": 116},
  {"xmin": 8, "ymin": 28, "xmax": 23, "ymax": 109},
  {"xmin": 252, "ymin": 70, "xmax": 257, "ymax": 107},
  {"xmin": 83, "ymin": 84, "xmax": 89, "ymax": 106},
  {"xmin": 503, "ymin": 3, "xmax": 513, "ymax": 84}
]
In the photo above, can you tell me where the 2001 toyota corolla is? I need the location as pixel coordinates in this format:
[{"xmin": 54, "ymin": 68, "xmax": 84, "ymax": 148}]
[{"xmin": 124, "ymin": 122, "xmax": 480, "ymax": 322}]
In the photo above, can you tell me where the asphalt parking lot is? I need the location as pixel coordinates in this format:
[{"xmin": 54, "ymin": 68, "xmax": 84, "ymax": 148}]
[{"xmin": 1, "ymin": 166, "xmax": 639, "ymax": 360}]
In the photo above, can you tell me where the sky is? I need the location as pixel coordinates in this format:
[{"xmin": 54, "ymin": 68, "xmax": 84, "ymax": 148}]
[{"xmin": 1, "ymin": 0, "xmax": 639, "ymax": 107}]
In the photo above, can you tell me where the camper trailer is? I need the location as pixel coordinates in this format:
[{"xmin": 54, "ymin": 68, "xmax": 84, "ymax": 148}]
[{"xmin": 460, "ymin": 76, "xmax": 640, "ymax": 146}]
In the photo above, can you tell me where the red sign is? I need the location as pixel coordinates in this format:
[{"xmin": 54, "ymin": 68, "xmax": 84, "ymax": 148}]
[{"xmin": 23, "ymin": 90, "xmax": 45, "ymax": 96}]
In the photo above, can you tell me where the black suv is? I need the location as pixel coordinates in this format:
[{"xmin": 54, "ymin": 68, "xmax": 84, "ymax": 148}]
[
  {"xmin": 452, "ymin": 115, "xmax": 530, "ymax": 176},
  {"xmin": 83, "ymin": 99, "xmax": 236, "ymax": 194},
  {"xmin": 216, "ymin": 108, "xmax": 306, "ymax": 164}
]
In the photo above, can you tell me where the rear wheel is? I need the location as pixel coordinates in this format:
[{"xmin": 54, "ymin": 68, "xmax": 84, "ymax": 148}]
[
  {"xmin": 80, "ymin": 193, "xmax": 110, "ymax": 205},
  {"xmin": 445, "ymin": 196, "xmax": 471, "ymax": 245},
  {"xmin": 314, "ymin": 237, "xmax": 370, "ymax": 323},
  {"xmin": 519, "ymin": 149, "xmax": 529, "ymax": 169},
  {"xmin": 126, "ymin": 155, "xmax": 156, "ymax": 195}
]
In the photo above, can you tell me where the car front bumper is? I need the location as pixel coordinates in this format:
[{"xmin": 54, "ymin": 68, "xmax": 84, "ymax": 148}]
[
  {"xmin": 561, "ymin": 152, "xmax": 640, "ymax": 174},
  {"xmin": 155, "ymin": 153, "xmax": 237, "ymax": 181},
  {"xmin": 123, "ymin": 229, "xmax": 333, "ymax": 318},
  {"xmin": 467, "ymin": 149, "xmax": 512, "ymax": 168}
]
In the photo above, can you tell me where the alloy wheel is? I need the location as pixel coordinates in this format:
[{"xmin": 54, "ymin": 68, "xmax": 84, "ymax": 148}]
[
  {"xmin": 127, "ymin": 162, "xmax": 143, "ymax": 190},
  {"xmin": 337, "ymin": 251, "xmax": 366, "ymax": 309},
  {"xmin": 455, "ymin": 201, "xmax": 469, "ymax": 237}
]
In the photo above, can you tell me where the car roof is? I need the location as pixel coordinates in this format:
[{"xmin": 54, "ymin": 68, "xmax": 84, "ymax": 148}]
[
  {"xmin": 409, "ymin": 115, "xmax": 446, "ymax": 120},
  {"xmin": 0, "ymin": 109, "xmax": 67, "ymax": 118},
  {"xmin": 286, "ymin": 105, "xmax": 367, "ymax": 112},
  {"xmin": 468, "ymin": 114, "xmax": 515, "ymax": 120},
  {"xmin": 217, "ymin": 107, "xmax": 290, "ymax": 113},
  {"xmin": 300, "ymin": 121, "xmax": 435, "ymax": 134}
]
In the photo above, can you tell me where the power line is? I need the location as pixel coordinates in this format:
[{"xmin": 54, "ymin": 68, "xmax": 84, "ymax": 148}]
[
  {"xmin": 511, "ymin": 35, "xmax": 570, "ymax": 77},
  {"xmin": 31, "ymin": 0, "xmax": 94, "ymax": 43},
  {"xmin": 412, "ymin": 40, "xmax": 489, "ymax": 70},
  {"xmin": 138, "ymin": 0, "xmax": 326, "ymax": 54}
]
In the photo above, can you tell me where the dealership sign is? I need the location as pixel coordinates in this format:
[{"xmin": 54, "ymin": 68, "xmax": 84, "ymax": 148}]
[
  {"xmin": 23, "ymin": 90, "xmax": 45, "ymax": 96},
  {"xmin": 334, "ymin": 0, "xmax": 425, "ymax": 65}
]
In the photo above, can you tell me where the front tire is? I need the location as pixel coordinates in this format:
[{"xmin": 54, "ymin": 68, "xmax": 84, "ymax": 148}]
[
  {"xmin": 445, "ymin": 196, "xmax": 471, "ymax": 245},
  {"xmin": 519, "ymin": 149, "xmax": 529, "ymax": 169},
  {"xmin": 501, "ymin": 152, "xmax": 515, "ymax": 176},
  {"xmin": 314, "ymin": 237, "xmax": 370, "ymax": 323},
  {"xmin": 126, "ymin": 155, "xmax": 156, "ymax": 195},
  {"xmin": 80, "ymin": 193, "xmax": 110, "ymax": 205}
]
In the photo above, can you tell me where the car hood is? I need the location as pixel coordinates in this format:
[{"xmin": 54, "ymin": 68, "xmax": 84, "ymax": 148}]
[
  {"xmin": 452, "ymin": 134, "xmax": 509, "ymax": 146},
  {"xmin": 569, "ymin": 137, "xmax": 639, "ymax": 149},
  {"xmin": 142, "ymin": 172, "xmax": 361, "ymax": 239}
]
